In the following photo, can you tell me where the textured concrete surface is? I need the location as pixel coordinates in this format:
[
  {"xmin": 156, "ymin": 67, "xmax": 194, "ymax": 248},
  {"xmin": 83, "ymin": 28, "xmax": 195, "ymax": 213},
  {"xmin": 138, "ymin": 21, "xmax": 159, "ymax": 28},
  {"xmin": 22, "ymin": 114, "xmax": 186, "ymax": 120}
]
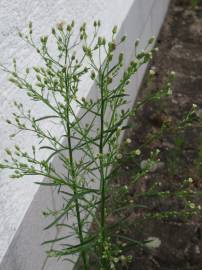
[{"xmin": 0, "ymin": 0, "xmax": 169, "ymax": 269}]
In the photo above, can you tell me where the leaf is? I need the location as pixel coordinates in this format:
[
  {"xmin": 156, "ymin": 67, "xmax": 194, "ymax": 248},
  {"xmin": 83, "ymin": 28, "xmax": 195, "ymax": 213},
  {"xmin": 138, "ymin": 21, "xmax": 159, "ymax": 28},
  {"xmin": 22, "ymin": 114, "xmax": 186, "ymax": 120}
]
[
  {"xmin": 34, "ymin": 115, "xmax": 59, "ymax": 122},
  {"xmin": 42, "ymin": 234, "xmax": 74, "ymax": 245},
  {"xmin": 47, "ymin": 236, "xmax": 96, "ymax": 257},
  {"xmin": 44, "ymin": 197, "xmax": 75, "ymax": 230},
  {"xmin": 116, "ymin": 234, "xmax": 148, "ymax": 247},
  {"xmin": 35, "ymin": 182, "xmax": 59, "ymax": 186},
  {"xmin": 45, "ymin": 148, "xmax": 66, "ymax": 163},
  {"xmin": 105, "ymin": 93, "xmax": 129, "ymax": 101},
  {"xmin": 39, "ymin": 146, "xmax": 57, "ymax": 151}
]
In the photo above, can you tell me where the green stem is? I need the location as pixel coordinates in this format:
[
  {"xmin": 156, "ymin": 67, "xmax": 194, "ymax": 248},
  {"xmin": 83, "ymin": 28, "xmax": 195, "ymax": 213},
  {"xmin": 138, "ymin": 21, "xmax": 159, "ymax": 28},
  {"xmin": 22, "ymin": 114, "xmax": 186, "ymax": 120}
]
[
  {"xmin": 99, "ymin": 72, "xmax": 107, "ymax": 269},
  {"xmin": 64, "ymin": 39, "xmax": 88, "ymax": 270},
  {"xmin": 66, "ymin": 112, "xmax": 88, "ymax": 270}
]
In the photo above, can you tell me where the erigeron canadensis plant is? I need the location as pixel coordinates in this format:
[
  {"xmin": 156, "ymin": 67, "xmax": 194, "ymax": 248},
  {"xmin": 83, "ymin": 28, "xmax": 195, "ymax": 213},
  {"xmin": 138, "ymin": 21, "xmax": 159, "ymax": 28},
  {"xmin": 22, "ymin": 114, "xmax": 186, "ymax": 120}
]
[{"xmin": 0, "ymin": 21, "xmax": 197, "ymax": 269}]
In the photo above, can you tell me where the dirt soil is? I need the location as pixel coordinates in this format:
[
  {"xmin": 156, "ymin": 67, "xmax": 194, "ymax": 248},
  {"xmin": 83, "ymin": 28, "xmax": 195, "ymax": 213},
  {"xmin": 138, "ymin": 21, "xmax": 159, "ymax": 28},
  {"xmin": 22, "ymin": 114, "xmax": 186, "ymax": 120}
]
[{"xmin": 111, "ymin": 0, "xmax": 202, "ymax": 269}]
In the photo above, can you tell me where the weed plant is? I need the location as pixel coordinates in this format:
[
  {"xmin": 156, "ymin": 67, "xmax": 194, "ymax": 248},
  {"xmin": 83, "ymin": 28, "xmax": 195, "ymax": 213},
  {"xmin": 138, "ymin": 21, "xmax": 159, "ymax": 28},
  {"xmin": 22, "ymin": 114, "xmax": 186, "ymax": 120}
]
[{"xmin": 0, "ymin": 21, "xmax": 201, "ymax": 269}]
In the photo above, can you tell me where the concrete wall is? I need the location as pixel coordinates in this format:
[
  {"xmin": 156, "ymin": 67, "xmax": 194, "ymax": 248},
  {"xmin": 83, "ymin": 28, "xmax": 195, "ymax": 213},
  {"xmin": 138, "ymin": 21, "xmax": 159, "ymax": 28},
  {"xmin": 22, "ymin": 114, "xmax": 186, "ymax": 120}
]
[{"xmin": 0, "ymin": 0, "xmax": 170, "ymax": 269}]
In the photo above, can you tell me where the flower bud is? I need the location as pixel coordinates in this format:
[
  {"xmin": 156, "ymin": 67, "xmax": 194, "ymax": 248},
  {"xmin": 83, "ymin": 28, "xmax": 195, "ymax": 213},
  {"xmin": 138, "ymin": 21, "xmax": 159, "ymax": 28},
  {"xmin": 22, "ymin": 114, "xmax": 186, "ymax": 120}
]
[
  {"xmin": 5, "ymin": 148, "xmax": 12, "ymax": 155},
  {"xmin": 108, "ymin": 42, "xmax": 116, "ymax": 52},
  {"xmin": 135, "ymin": 38, "xmax": 140, "ymax": 47},
  {"xmin": 108, "ymin": 53, "xmax": 113, "ymax": 61},
  {"xmin": 107, "ymin": 76, "xmax": 112, "ymax": 84},
  {"xmin": 112, "ymin": 25, "xmax": 118, "ymax": 34},
  {"xmin": 29, "ymin": 21, "xmax": 32, "ymax": 29},
  {"xmin": 148, "ymin": 36, "xmax": 155, "ymax": 44},
  {"xmin": 67, "ymin": 24, "xmax": 72, "ymax": 32},
  {"xmin": 56, "ymin": 21, "xmax": 64, "ymax": 31},
  {"xmin": 90, "ymin": 71, "xmax": 96, "ymax": 80},
  {"xmin": 18, "ymin": 32, "xmax": 23, "ymax": 38},
  {"xmin": 98, "ymin": 36, "xmax": 102, "ymax": 46},
  {"xmin": 121, "ymin": 35, "xmax": 127, "ymax": 42},
  {"xmin": 71, "ymin": 20, "xmax": 75, "ymax": 27},
  {"xmin": 51, "ymin": 28, "xmax": 56, "ymax": 35},
  {"xmin": 119, "ymin": 53, "xmax": 123, "ymax": 64}
]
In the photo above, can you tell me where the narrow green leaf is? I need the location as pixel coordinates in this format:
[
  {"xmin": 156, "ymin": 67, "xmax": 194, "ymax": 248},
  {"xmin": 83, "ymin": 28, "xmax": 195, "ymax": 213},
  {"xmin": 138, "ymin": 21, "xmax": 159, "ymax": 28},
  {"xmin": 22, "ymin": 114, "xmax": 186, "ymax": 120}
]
[
  {"xmin": 44, "ymin": 198, "xmax": 74, "ymax": 230},
  {"xmin": 47, "ymin": 236, "xmax": 96, "ymax": 257},
  {"xmin": 34, "ymin": 115, "xmax": 59, "ymax": 122},
  {"xmin": 42, "ymin": 234, "xmax": 74, "ymax": 245}
]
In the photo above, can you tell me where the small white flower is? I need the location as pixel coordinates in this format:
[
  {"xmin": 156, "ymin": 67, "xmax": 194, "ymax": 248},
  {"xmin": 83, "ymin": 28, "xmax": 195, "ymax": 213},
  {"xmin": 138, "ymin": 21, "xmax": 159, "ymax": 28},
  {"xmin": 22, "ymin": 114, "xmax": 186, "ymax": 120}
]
[
  {"xmin": 170, "ymin": 71, "xmax": 176, "ymax": 77},
  {"xmin": 167, "ymin": 88, "xmax": 172, "ymax": 95},
  {"xmin": 149, "ymin": 69, "xmax": 155, "ymax": 76},
  {"xmin": 113, "ymin": 257, "xmax": 119, "ymax": 263},
  {"xmin": 116, "ymin": 153, "xmax": 122, "ymax": 159},
  {"xmin": 187, "ymin": 177, "xmax": 193, "ymax": 183},
  {"xmin": 195, "ymin": 245, "xmax": 200, "ymax": 254},
  {"xmin": 193, "ymin": 103, "xmax": 197, "ymax": 108},
  {"xmin": 145, "ymin": 236, "xmax": 161, "ymax": 249},
  {"xmin": 134, "ymin": 149, "xmax": 141, "ymax": 156},
  {"xmin": 188, "ymin": 202, "xmax": 196, "ymax": 209},
  {"xmin": 156, "ymin": 148, "xmax": 160, "ymax": 154},
  {"xmin": 124, "ymin": 185, "xmax": 128, "ymax": 190},
  {"xmin": 125, "ymin": 138, "xmax": 132, "ymax": 144},
  {"xmin": 120, "ymin": 255, "xmax": 127, "ymax": 262}
]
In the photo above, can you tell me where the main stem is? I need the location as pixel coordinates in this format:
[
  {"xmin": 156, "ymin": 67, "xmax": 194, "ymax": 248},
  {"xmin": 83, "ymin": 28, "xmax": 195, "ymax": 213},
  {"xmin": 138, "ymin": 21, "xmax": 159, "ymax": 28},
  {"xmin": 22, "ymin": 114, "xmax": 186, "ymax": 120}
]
[
  {"xmin": 66, "ymin": 117, "xmax": 88, "ymax": 270},
  {"xmin": 64, "ymin": 42, "xmax": 88, "ymax": 269},
  {"xmin": 99, "ymin": 73, "xmax": 107, "ymax": 269}
]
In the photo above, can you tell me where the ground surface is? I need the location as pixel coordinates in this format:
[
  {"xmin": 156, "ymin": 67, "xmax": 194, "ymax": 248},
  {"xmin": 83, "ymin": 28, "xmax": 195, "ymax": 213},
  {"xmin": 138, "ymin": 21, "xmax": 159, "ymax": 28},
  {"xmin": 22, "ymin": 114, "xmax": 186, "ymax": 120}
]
[{"xmin": 113, "ymin": 0, "xmax": 202, "ymax": 269}]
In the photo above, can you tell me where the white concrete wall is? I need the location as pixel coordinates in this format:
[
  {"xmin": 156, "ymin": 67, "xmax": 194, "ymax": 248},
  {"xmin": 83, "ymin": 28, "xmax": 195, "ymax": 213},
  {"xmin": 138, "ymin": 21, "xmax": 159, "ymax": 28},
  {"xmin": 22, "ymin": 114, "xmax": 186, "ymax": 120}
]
[{"xmin": 0, "ymin": 0, "xmax": 170, "ymax": 269}]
